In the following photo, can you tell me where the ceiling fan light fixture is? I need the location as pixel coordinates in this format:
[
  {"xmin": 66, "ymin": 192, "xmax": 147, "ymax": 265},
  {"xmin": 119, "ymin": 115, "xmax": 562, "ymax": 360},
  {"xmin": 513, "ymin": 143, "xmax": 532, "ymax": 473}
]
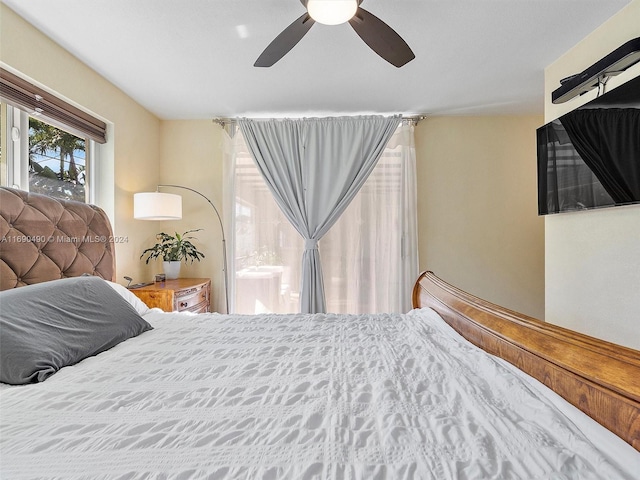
[
  {"xmin": 307, "ymin": 0, "xmax": 358, "ymax": 25},
  {"xmin": 255, "ymin": 0, "xmax": 414, "ymax": 68}
]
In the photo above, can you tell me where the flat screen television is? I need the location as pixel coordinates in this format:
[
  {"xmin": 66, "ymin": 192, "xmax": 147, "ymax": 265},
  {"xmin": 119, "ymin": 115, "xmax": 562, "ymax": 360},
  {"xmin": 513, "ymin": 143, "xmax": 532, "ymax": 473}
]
[{"xmin": 536, "ymin": 74, "xmax": 640, "ymax": 215}]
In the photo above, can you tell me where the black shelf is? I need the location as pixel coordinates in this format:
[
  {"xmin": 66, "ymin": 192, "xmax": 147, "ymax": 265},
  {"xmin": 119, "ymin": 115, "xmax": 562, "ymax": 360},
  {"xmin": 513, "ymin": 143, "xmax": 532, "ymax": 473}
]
[{"xmin": 552, "ymin": 37, "xmax": 640, "ymax": 104}]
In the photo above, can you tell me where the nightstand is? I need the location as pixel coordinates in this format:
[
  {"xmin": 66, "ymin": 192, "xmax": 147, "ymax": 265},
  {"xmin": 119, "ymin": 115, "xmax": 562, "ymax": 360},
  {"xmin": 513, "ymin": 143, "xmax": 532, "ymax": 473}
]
[{"xmin": 130, "ymin": 278, "xmax": 211, "ymax": 313}]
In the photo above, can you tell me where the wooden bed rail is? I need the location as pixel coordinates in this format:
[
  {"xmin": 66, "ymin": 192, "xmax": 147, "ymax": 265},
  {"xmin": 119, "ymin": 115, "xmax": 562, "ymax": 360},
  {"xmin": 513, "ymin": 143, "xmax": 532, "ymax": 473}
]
[{"xmin": 412, "ymin": 271, "xmax": 640, "ymax": 450}]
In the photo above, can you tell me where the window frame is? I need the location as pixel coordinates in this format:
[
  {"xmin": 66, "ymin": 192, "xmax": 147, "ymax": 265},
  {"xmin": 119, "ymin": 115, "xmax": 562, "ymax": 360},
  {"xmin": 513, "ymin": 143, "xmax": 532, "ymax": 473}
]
[{"xmin": 2, "ymin": 104, "xmax": 95, "ymax": 203}]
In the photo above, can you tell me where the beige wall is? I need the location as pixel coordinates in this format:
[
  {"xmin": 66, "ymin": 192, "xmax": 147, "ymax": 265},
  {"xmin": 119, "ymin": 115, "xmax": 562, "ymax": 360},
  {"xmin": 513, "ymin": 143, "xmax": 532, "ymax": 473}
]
[
  {"xmin": 153, "ymin": 120, "xmax": 226, "ymax": 310},
  {"xmin": 1, "ymin": 4, "xmax": 161, "ymax": 284},
  {"xmin": 544, "ymin": 0, "xmax": 640, "ymax": 349},
  {"xmin": 415, "ymin": 115, "xmax": 545, "ymax": 319}
]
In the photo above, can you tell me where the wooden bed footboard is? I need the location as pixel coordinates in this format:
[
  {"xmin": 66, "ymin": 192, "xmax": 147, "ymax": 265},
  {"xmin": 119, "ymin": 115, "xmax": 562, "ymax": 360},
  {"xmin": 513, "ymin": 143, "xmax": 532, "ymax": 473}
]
[{"xmin": 412, "ymin": 271, "xmax": 640, "ymax": 450}]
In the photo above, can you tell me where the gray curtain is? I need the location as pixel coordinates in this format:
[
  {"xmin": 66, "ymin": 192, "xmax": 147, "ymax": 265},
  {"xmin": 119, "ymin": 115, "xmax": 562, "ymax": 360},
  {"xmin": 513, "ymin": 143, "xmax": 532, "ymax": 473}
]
[{"xmin": 238, "ymin": 115, "xmax": 401, "ymax": 313}]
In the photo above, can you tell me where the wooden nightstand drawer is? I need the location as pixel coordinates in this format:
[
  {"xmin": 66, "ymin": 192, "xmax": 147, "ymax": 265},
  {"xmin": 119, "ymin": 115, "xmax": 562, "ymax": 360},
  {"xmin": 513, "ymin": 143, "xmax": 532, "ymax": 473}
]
[
  {"xmin": 130, "ymin": 278, "xmax": 211, "ymax": 313},
  {"xmin": 175, "ymin": 284, "xmax": 209, "ymax": 313},
  {"xmin": 138, "ymin": 291, "xmax": 173, "ymax": 312}
]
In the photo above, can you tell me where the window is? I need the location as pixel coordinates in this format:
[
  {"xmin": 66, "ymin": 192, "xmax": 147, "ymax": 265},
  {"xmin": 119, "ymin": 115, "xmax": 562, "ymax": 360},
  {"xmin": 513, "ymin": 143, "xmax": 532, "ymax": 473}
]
[
  {"xmin": 1, "ymin": 105, "xmax": 93, "ymax": 202},
  {"xmin": 231, "ymin": 140, "xmax": 301, "ymax": 314},
  {"xmin": 1, "ymin": 68, "xmax": 106, "ymax": 203},
  {"xmin": 228, "ymin": 123, "xmax": 418, "ymax": 314},
  {"xmin": 29, "ymin": 116, "xmax": 88, "ymax": 202}
]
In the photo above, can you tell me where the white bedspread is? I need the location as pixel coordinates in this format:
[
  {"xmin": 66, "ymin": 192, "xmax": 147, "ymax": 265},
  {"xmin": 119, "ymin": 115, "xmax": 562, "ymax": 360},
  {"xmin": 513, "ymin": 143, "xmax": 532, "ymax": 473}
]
[{"xmin": 1, "ymin": 308, "xmax": 638, "ymax": 479}]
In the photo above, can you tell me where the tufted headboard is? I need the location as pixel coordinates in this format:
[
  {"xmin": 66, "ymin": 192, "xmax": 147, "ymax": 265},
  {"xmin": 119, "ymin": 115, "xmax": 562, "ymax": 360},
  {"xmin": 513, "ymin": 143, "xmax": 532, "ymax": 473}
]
[{"xmin": 0, "ymin": 187, "xmax": 115, "ymax": 290}]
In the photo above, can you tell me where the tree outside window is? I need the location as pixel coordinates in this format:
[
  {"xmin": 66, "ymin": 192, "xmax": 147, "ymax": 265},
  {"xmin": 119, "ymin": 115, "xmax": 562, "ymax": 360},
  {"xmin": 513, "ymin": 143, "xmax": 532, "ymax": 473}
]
[{"xmin": 28, "ymin": 117, "xmax": 86, "ymax": 202}]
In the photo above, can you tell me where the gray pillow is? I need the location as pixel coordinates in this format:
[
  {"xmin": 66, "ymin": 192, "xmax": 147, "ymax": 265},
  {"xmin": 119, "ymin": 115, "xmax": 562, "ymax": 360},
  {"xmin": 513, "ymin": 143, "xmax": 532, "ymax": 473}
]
[{"xmin": 0, "ymin": 276, "xmax": 153, "ymax": 385}]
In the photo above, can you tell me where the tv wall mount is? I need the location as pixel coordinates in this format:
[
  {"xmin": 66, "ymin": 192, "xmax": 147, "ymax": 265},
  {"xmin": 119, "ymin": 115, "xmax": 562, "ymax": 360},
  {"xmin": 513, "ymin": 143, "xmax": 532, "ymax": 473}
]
[{"xmin": 552, "ymin": 37, "xmax": 640, "ymax": 104}]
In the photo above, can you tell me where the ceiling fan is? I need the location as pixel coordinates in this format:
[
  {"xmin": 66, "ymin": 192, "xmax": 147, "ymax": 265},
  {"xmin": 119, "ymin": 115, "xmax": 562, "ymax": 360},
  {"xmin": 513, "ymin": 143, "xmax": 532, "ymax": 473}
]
[{"xmin": 254, "ymin": 0, "xmax": 415, "ymax": 68}]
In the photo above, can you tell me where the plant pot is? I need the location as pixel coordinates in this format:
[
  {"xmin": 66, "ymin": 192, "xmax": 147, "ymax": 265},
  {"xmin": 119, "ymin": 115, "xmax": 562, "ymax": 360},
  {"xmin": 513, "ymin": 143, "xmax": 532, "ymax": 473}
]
[{"xmin": 162, "ymin": 261, "xmax": 181, "ymax": 280}]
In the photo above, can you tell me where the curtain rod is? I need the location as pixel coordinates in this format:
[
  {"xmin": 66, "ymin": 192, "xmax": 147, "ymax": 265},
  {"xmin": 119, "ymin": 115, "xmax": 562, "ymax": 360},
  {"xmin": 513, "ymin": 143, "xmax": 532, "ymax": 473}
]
[{"xmin": 212, "ymin": 115, "xmax": 426, "ymax": 128}]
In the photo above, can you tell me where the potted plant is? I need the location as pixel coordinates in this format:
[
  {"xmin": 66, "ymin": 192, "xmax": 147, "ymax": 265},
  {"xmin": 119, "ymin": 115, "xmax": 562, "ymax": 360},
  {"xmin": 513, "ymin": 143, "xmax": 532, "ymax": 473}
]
[{"xmin": 140, "ymin": 229, "xmax": 205, "ymax": 279}]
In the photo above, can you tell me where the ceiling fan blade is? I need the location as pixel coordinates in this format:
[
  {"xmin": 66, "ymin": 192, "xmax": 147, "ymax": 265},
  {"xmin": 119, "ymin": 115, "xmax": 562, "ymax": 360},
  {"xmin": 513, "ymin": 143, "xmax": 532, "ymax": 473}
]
[
  {"xmin": 254, "ymin": 12, "xmax": 315, "ymax": 67},
  {"xmin": 348, "ymin": 7, "xmax": 415, "ymax": 67}
]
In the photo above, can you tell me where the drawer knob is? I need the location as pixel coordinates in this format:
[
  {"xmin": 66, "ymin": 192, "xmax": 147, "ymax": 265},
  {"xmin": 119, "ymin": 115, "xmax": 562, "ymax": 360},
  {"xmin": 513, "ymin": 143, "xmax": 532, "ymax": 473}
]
[{"xmin": 180, "ymin": 302, "xmax": 188, "ymax": 308}]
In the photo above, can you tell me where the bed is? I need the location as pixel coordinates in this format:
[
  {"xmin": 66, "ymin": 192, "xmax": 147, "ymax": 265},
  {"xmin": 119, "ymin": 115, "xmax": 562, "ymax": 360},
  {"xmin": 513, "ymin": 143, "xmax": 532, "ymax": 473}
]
[{"xmin": 1, "ymin": 186, "xmax": 639, "ymax": 479}]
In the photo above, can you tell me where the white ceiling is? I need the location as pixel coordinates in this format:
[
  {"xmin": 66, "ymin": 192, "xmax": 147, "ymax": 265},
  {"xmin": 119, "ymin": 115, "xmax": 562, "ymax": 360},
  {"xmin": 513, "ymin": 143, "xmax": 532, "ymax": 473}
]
[{"xmin": 2, "ymin": 0, "xmax": 633, "ymax": 119}]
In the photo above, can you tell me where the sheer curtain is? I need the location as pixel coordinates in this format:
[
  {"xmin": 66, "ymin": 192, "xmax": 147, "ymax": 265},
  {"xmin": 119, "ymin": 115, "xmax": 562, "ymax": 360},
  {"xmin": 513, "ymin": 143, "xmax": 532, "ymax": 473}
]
[
  {"xmin": 322, "ymin": 122, "xmax": 418, "ymax": 313},
  {"xmin": 225, "ymin": 121, "xmax": 418, "ymax": 314}
]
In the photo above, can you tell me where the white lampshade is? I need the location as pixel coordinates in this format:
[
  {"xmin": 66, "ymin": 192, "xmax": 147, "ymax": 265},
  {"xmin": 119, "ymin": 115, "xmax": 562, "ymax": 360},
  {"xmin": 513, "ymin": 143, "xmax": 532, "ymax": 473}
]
[
  {"xmin": 134, "ymin": 192, "xmax": 182, "ymax": 220},
  {"xmin": 307, "ymin": 0, "xmax": 358, "ymax": 25}
]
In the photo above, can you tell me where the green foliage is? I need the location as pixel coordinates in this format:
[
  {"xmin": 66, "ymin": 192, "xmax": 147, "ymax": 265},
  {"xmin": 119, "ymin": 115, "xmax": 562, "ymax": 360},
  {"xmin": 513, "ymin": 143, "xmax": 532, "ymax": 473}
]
[
  {"xmin": 140, "ymin": 229, "xmax": 206, "ymax": 264},
  {"xmin": 29, "ymin": 117, "xmax": 85, "ymax": 183}
]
